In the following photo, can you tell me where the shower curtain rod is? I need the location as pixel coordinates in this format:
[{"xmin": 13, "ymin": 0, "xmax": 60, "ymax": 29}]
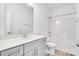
[{"xmin": 52, "ymin": 12, "xmax": 77, "ymax": 18}]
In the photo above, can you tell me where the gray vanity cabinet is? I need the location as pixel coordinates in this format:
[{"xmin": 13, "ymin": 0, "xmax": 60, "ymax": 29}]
[{"xmin": 0, "ymin": 37, "xmax": 47, "ymax": 56}]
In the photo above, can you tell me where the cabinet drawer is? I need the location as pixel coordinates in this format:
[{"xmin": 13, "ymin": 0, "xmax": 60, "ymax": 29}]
[{"xmin": 1, "ymin": 45, "xmax": 23, "ymax": 56}]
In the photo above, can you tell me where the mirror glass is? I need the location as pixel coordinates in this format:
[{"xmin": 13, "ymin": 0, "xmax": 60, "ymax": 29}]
[{"xmin": 5, "ymin": 3, "xmax": 33, "ymax": 36}]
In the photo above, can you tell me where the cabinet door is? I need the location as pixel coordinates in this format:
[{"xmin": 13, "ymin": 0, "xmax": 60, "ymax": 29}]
[
  {"xmin": 34, "ymin": 49, "xmax": 38, "ymax": 56},
  {"xmin": 24, "ymin": 48, "xmax": 38, "ymax": 56},
  {"xmin": 38, "ymin": 38, "xmax": 47, "ymax": 56},
  {"xmin": 24, "ymin": 39, "xmax": 42, "ymax": 56},
  {"xmin": 38, "ymin": 45, "xmax": 47, "ymax": 56},
  {"xmin": 24, "ymin": 49, "xmax": 35, "ymax": 56}
]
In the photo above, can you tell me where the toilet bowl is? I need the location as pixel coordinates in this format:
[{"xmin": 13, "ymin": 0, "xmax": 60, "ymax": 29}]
[{"xmin": 47, "ymin": 42, "xmax": 56, "ymax": 55}]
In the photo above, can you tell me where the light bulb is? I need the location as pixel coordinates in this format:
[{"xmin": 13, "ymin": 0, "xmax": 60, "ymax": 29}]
[{"xmin": 56, "ymin": 20, "xmax": 60, "ymax": 24}]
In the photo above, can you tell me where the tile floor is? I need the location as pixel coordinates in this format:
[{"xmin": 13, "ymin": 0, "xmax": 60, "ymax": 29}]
[{"xmin": 48, "ymin": 49, "xmax": 75, "ymax": 56}]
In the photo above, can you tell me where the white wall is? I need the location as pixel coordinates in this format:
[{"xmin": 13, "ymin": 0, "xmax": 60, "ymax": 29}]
[
  {"xmin": 50, "ymin": 4, "xmax": 76, "ymax": 54},
  {"xmin": 33, "ymin": 3, "xmax": 51, "ymax": 37},
  {"xmin": 0, "ymin": 4, "xmax": 6, "ymax": 36},
  {"xmin": 6, "ymin": 3, "xmax": 33, "ymax": 35},
  {"xmin": 51, "ymin": 4, "xmax": 76, "ymax": 17},
  {"xmin": 75, "ymin": 4, "xmax": 79, "ymax": 44}
]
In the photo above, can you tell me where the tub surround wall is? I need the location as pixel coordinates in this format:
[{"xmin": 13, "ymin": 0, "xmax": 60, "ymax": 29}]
[{"xmin": 50, "ymin": 4, "xmax": 77, "ymax": 54}]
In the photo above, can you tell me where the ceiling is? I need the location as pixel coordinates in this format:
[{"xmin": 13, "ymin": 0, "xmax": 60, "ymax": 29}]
[{"xmin": 41, "ymin": 3, "xmax": 75, "ymax": 9}]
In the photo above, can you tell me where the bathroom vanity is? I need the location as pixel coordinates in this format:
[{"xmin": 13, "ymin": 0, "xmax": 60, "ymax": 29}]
[{"xmin": 0, "ymin": 34, "xmax": 47, "ymax": 56}]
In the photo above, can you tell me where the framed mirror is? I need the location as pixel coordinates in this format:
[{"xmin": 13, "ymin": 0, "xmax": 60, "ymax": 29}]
[{"xmin": 5, "ymin": 3, "xmax": 33, "ymax": 36}]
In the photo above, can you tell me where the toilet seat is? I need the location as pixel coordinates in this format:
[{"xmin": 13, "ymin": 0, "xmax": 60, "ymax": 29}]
[{"xmin": 47, "ymin": 42, "xmax": 56, "ymax": 48}]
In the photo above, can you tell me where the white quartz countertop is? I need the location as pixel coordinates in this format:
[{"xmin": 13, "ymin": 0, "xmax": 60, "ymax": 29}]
[{"xmin": 0, "ymin": 34, "xmax": 46, "ymax": 51}]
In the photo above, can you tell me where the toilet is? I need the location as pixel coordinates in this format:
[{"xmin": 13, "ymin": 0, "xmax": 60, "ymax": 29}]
[{"xmin": 47, "ymin": 41, "xmax": 56, "ymax": 55}]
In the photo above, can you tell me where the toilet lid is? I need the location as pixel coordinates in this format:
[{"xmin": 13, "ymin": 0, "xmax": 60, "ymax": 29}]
[{"xmin": 47, "ymin": 42, "xmax": 56, "ymax": 48}]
